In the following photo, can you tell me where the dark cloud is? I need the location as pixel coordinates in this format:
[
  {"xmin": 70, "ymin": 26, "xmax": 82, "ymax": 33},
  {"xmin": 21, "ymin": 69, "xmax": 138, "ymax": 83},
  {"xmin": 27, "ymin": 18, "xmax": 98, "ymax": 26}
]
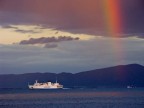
[
  {"xmin": 1, "ymin": 25, "xmax": 41, "ymax": 33},
  {"xmin": 0, "ymin": 0, "xmax": 144, "ymax": 38},
  {"xmin": 1, "ymin": 25, "xmax": 18, "ymax": 29},
  {"xmin": 19, "ymin": 36, "xmax": 80, "ymax": 45},
  {"xmin": 121, "ymin": 0, "xmax": 144, "ymax": 35},
  {"xmin": 15, "ymin": 29, "xmax": 41, "ymax": 34}
]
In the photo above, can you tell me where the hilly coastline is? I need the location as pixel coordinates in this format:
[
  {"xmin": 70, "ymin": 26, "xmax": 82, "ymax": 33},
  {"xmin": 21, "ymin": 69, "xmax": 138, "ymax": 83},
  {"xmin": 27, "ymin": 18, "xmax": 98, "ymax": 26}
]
[{"xmin": 0, "ymin": 64, "xmax": 144, "ymax": 88}]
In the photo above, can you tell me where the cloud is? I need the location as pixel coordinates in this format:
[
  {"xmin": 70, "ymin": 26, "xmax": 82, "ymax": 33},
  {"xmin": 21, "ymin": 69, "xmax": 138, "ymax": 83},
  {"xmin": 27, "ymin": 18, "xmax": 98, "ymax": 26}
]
[
  {"xmin": 0, "ymin": 38, "xmax": 144, "ymax": 74},
  {"xmin": 1, "ymin": 25, "xmax": 41, "ymax": 34},
  {"xmin": 19, "ymin": 36, "xmax": 80, "ymax": 45},
  {"xmin": 1, "ymin": 25, "xmax": 18, "ymax": 29},
  {"xmin": 15, "ymin": 29, "xmax": 41, "ymax": 34},
  {"xmin": 0, "ymin": 0, "xmax": 144, "ymax": 38}
]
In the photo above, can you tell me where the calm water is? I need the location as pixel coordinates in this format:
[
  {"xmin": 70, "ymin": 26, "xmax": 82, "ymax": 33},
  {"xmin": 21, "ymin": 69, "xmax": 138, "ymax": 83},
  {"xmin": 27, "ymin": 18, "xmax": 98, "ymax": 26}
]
[{"xmin": 0, "ymin": 88, "xmax": 144, "ymax": 108}]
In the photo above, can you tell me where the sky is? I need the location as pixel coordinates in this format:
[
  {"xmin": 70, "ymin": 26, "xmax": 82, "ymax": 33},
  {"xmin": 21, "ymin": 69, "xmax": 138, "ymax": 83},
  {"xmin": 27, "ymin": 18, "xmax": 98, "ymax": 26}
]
[{"xmin": 0, "ymin": 0, "xmax": 144, "ymax": 74}]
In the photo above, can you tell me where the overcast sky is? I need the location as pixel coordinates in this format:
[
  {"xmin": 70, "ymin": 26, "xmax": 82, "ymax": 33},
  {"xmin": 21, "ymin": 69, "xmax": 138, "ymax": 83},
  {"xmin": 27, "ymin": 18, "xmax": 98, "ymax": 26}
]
[{"xmin": 0, "ymin": 0, "xmax": 144, "ymax": 74}]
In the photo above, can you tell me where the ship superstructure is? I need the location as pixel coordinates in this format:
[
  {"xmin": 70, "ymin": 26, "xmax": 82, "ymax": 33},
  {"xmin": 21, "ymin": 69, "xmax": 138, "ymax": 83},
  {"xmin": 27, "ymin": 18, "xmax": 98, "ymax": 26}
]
[{"xmin": 28, "ymin": 80, "xmax": 63, "ymax": 89}]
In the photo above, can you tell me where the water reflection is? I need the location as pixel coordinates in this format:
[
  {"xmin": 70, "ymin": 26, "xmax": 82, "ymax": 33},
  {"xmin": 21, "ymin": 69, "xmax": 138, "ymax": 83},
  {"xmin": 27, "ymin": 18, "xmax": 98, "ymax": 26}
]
[{"xmin": 0, "ymin": 88, "xmax": 144, "ymax": 108}]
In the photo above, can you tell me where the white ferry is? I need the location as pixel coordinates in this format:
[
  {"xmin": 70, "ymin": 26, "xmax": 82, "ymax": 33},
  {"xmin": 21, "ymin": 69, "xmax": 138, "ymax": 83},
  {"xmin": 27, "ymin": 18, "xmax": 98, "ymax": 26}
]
[{"xmin": 28, "ymin": 80, "xmax": 63, "ymax": 89}]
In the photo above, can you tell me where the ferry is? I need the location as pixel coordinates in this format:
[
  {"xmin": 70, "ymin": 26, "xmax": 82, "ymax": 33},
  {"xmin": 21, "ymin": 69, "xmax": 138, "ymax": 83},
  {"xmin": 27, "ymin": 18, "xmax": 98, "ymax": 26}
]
[{"xmin": 28, "ymin": 80, "xmax": 63, "ymax": 89}]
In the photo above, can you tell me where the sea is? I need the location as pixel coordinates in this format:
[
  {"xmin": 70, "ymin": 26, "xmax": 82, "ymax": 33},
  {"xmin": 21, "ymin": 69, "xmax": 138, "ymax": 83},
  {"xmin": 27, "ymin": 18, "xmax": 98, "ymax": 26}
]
[{"xmin": 0, "ymin": 88, "xmax": 144, "ymax": 108}]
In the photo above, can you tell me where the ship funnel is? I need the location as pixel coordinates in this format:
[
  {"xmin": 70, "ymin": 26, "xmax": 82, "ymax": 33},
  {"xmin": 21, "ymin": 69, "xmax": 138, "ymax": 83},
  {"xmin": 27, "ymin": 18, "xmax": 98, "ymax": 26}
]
[
  {"xmin": 56, "ymin": 77, "xmax": 57, "ymax": 83},
  {"xmin": 35, "ymin": 80, "xmax": 38, "ymax": 83}
]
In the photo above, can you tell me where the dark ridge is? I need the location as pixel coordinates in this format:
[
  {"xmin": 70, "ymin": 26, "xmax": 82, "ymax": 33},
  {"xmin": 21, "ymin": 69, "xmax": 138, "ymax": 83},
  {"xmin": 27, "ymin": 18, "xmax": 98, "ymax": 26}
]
[{"xmin": 0, "ymin": 64, "xmax": 144, "ymax": 88}]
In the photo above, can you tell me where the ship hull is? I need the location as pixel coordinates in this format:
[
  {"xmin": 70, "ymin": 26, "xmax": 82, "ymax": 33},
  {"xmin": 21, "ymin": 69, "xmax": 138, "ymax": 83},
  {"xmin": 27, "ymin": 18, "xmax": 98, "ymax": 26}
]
[{"xmin": 28, "ymin": 85, "xmax": 63, "ymax": 89}]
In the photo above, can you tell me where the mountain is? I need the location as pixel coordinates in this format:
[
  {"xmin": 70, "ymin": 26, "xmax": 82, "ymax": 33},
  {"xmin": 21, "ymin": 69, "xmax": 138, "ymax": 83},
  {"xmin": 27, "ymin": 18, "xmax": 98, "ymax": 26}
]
[{"xmin": 0, "ymin": 64, "xmax": 144, "ymax": 88}]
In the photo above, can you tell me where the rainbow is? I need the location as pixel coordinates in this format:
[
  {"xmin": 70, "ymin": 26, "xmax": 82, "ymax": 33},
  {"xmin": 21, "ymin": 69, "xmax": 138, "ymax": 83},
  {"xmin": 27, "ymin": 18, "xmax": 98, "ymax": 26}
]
[
  {"xmin": 102, "ymin": 0, "xmax": 123, "ymax": 37},
  {"xmin": 101, "ymin": 0, "xmax": 125, "ymax": 69}
]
